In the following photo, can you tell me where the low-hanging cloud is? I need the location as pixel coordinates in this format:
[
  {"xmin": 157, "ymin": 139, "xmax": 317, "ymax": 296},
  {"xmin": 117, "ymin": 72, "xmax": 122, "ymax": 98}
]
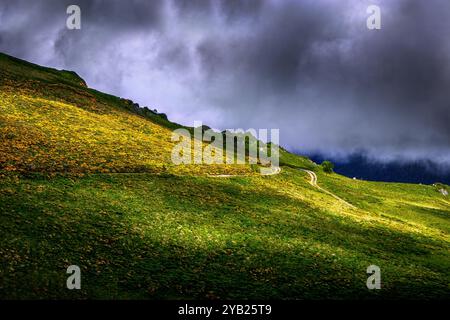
[{"xmin": 1, "ymin": 0, "xmax": 449, "ymax": 166}]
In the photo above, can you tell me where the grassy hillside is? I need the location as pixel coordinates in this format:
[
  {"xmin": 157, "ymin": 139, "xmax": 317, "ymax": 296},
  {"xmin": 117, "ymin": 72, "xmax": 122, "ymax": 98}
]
[
  {"xmin": 1, "ymin": 53, "xmax": 449, "ymax": 299},
  {"xmin": 0, "ymin": 53, "xmax": 253, "ymax": 176}
]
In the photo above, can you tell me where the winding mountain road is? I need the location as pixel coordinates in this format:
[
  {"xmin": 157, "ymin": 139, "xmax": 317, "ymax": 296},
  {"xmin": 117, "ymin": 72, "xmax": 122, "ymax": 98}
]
[
  {"xmin": 209, "ymin": 167, "xmax": 356, "ymax": 209},
  {"xmin": 301, "ymin": 169, "xmax": 356, "ymax": 209}
]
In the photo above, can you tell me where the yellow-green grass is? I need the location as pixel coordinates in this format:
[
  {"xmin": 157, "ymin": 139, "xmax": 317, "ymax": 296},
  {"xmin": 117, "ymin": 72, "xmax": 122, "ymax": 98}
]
[{"xmin": 0, "ymin": 90, "xmax": 254, "ymax": 177}]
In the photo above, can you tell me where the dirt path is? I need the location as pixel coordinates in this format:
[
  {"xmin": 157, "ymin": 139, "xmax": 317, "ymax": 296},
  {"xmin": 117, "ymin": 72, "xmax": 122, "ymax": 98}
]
[
  {"xmin": 261, "ymin": 166, "xmax": 281, "ymax": 176},
  {"xmin": 208, "ymin": 166, "xmax": 281, "ymax": 178},
  {"xmin": 301, "ymin": 169, "xmax": 356, "ymax": 209}
]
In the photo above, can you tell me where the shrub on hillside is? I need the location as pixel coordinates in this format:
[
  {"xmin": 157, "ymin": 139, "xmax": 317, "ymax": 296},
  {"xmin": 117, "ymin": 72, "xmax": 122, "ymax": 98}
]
[{"xmin": 321, "ymin": 160, "xmax": 334, "ymax": 173}]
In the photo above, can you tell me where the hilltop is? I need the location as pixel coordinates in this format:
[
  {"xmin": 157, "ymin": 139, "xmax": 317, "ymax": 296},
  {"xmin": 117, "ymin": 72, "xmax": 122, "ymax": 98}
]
[{"xmin": 0, "ymin": 52, "xmax": 449, "ymax": 299}]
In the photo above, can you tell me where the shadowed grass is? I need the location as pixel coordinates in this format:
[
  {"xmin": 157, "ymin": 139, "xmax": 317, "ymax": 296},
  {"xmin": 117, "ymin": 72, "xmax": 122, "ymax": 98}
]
[{"xmin": 1, "ymin": 171, "xmax": 449, "ymax": 299}]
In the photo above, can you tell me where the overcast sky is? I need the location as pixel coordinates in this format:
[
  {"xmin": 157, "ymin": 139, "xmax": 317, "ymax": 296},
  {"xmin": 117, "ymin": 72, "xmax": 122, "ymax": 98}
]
[{"xmin": 1, "ymin": 0, "xmax": 449, "ymax": 167}]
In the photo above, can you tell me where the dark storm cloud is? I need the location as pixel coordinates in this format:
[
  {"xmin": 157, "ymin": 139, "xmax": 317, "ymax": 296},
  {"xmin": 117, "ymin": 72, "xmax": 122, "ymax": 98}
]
[
  {"xmin": 218, "ymin": 0, "xmax": 266, "ymax": 20},
  {"xmin": 0, "ymin": 0, "xmax": 449, "ymax": 165}
]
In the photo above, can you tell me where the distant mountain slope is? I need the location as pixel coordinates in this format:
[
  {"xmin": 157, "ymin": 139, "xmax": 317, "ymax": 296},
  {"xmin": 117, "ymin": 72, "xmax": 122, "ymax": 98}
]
[{"xmin": 308, "ymin": 153, "xmax": 450, "ymax": 185}]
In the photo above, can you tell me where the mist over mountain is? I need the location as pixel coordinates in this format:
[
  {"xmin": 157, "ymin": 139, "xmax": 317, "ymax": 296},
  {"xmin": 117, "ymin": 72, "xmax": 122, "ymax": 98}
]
[{"xmin": 308, "ymin": 153, "xmax": 450, "ymax": 185}]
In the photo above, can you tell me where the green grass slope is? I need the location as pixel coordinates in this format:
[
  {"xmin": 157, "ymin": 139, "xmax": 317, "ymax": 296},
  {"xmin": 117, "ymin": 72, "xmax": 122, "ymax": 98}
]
[{"xmin": 1, "ymin": 53, "xmax": 449, "ymax": 299}]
